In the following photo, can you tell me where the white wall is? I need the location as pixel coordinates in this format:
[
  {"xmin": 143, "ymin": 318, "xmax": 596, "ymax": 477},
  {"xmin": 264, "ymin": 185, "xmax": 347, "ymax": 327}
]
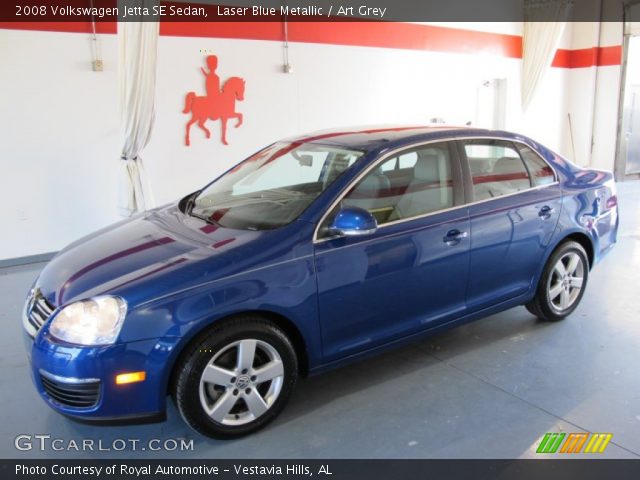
[
  {"xmin": 563, "ymin": 22, "xmax": 623, "ymax": 167},
  {"xmin": 146, "ymin": 32, "xmax": 570, "ymax": 206},
  {"xmin": 0, "ymin": 22, "xmax": 621, "ymax": 260},
  {"xmin": 0, "ymin": 29, "xmax": 122, "ymax": 260}
]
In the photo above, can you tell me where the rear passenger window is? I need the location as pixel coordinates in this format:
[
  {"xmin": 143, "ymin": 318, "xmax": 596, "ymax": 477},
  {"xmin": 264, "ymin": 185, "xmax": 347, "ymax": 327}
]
[
  {"xmin": 518, "ymin": 145, "xmax": 555, "ymax": 186},
  {"xmin": 464, "ymin": 140, "xmax": 531, "ymax": 201}
]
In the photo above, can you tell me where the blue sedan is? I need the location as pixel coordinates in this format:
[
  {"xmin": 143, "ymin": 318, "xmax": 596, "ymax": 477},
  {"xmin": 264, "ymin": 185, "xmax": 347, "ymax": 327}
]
[{"xmin": 23, "ymin": 126, "xmax": 618, "ymax": 438}]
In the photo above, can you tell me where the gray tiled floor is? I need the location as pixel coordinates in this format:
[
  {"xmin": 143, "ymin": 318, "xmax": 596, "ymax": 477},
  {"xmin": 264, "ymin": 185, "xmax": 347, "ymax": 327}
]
[{"xmin": 1, "ymin": 182, "xmax": 639, "ymax": 459}]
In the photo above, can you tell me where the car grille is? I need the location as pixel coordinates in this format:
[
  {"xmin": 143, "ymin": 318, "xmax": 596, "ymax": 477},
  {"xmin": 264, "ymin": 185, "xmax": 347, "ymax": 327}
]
[
  {"xmin": 40, "ymin": 372, "xmax": 101, "ymax": 409},
  {"xmin": 26, "ymin": 290, "xmax": 55, "ymax": 336}
]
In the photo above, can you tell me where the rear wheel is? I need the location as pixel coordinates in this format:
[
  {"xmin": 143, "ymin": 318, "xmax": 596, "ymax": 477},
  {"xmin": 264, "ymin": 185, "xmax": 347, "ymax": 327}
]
[
  {"xmin": 526, "ymin": 241, "xmax": 589, "ymax": 321},
  {"xmin": 172, "ymin": 316, "xmax": 298, "ymax": 438}
]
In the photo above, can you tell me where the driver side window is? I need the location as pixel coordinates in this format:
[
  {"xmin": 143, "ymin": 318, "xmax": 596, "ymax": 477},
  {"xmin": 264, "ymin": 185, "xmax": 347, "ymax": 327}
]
[{"xmin": 341, "ymin": 143, "xmax": 454, "ymax": 226}]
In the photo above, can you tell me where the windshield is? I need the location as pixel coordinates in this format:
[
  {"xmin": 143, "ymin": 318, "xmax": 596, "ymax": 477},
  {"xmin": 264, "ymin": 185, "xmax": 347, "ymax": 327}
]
[{"xmin": 191, "ymin": 142, "xmax": 364, "ymax": 230}]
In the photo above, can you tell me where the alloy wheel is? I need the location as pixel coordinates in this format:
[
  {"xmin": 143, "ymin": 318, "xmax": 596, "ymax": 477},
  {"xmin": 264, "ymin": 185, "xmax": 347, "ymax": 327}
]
[
  {"xmin": 547, "ymin": 251, "xmax": 585, "ymax": 312},
  {"xmin": 198, "ymin": 339, "xmax": 284, "ymax": 426}
]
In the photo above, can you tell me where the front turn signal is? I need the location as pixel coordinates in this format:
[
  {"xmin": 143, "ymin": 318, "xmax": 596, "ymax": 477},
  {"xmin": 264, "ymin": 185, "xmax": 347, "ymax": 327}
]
[{"xmin": 115, "ymin": 371, "xmax": 146, "ymax": 385}]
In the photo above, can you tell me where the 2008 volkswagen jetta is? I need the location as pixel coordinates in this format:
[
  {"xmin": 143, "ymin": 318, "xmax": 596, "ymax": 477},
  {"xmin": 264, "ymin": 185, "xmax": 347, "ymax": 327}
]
[{"xmin": 22, "ymin": 126, "xmax": 618, "ymax": 438}]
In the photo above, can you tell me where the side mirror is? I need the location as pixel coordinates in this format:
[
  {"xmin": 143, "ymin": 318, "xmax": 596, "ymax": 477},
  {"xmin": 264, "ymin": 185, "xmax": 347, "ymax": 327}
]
[{"xmin": 329, "ymin": 206, "xmax": 378, "ymax": 237}]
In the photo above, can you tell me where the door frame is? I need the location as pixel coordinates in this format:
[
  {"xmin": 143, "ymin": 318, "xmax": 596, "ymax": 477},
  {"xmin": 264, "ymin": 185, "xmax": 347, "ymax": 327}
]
[{"xmin": 614, "ymin": 8, "xmax": 640, "ymax": 181}]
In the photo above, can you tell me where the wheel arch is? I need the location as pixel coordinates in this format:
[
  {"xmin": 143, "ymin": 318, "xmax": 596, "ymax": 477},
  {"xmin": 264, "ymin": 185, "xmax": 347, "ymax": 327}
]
[
  {"xmin": 527, "ymin": 229, "xmax": 595, "ymax": 304},
  {"xmin": 561, "ymin": 231, "xmax": 595, "ymax": 269},
  {"xmin": 166, "ymin": 309, "xmax": 310, "ymax": 395}
]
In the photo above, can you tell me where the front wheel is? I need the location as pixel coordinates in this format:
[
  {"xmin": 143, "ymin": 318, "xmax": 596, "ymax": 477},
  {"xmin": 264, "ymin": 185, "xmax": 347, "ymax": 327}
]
[
  {"xmin": 172, "ymin": 317, "xmax": 298, "ymax": 438},
  {"xmin": 526, "ymin": 241, "xmax": 589, "ymax": 321}
]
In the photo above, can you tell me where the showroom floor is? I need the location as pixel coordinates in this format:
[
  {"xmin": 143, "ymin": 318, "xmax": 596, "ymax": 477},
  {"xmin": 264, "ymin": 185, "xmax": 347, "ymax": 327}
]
[{"xmin": 1, "ymin": 182, "xmax": 639, "ymax": 459}]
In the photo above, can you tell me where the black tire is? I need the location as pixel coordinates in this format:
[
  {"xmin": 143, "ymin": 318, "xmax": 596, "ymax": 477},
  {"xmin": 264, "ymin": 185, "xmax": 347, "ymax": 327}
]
[
  {"xmin": 526, "ymin": 240, "xmax": 589, "ymax": 321},
  {"xmin": 172, "ymin": 316, "xmax": 298, "ymax": 439}
]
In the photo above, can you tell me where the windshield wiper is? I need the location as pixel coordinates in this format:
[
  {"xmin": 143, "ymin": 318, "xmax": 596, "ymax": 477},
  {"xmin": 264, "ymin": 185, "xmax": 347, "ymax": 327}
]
[{"xmin": 190, "ymin": 211, "xmax": 221, "ymax": 226}]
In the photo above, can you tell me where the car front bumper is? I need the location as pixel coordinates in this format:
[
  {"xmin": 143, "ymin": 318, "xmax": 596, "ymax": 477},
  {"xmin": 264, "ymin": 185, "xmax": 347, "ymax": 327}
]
[{"xmin": 24, "ymin": 325, "xmax": 181, "ymax": 424}]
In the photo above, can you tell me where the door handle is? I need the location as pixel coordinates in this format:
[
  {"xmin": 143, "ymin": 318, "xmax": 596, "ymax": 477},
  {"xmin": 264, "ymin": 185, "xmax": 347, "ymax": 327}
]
[
  {"xmin": 443, "ymin": 229, "xmax": 468, "ymax": 245},
  {"xmin": 538, "ymin": 205, "xmax": 554, "ymax": 219}
]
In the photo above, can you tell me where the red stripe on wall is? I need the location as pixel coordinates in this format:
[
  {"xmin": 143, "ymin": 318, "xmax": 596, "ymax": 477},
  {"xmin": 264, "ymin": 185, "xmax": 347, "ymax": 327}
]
[
  {"xmin": 291, "ymin": 22, "xmax": 522, "ymax": 58},
  {"xmin": 160, "ymin": 21, "xmax": 522, "ymax": 58},
  {"xmin": 552, "ymin": 45, "xmax": 622, "ymax": 68},
  {"xmin": 0, "ymin": 21, "xmax": 621, "ymax": 68},
  {"xmin": 160, "ymin": 21, "xmax": 282, "ymax": 41},
  {"xmin": 0, "ymin": 21, "xmax": 116, "ymax": 34}
]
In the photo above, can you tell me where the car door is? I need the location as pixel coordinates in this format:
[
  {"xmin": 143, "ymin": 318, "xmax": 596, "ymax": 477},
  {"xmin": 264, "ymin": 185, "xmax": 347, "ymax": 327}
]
[
  {"xmin": 458, "ymin": 138, "xmax": 562, "ymax": 311},
  {"xmin": 313, "ymin": 141, "xmax": 470, "ymax": 363}
]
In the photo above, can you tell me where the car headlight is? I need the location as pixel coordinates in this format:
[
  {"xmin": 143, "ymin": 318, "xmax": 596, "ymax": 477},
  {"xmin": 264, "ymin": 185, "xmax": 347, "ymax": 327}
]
[{"xmin": 49, "ymin": 296, "xmax": 127, "ymax": 346}]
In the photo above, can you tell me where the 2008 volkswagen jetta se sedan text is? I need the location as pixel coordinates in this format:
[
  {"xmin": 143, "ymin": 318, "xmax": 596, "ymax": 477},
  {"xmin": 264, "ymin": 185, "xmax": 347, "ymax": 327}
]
[{"xmin": 23, "ymin": 126, "xmax": 618, "ymax": 438}]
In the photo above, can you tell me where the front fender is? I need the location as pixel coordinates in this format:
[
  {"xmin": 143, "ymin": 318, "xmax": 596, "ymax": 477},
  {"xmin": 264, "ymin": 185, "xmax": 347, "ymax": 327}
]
[{"xmin": 124, "ymin": 253, "xmax": 321, "ymax": 397}]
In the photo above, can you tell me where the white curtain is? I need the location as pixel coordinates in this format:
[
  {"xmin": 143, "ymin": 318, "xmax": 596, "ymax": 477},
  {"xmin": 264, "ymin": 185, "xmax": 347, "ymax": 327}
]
[
  {"xmin": 117, "ymin": 20, "xmax": 159, "ymax": 217},
  {"xmin": 521, "ymin": 0, "xmax": 572, "ymax": 111},
  {"xmin": 521, "ymin": 21, "xmax": 566, "ymax": 111}
]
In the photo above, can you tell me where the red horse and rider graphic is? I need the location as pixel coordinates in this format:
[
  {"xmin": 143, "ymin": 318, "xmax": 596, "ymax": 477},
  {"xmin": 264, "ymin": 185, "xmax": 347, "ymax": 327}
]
[{"xmin": 183, "ymin": 55, "xmax": 245, "ymax": 146}]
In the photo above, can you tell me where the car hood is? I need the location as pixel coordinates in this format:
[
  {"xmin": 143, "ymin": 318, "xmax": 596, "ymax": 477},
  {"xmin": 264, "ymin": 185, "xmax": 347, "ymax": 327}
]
[{"xmin": 37, "ymin": 204, "xmax": 270, "ymax": 308}]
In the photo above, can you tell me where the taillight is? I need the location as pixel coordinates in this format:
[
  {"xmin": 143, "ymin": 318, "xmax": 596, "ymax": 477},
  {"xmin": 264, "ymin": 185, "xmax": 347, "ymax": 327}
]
[{"xmin": 604, "ymin": 177, "xmax": 617, "ymax": 209}]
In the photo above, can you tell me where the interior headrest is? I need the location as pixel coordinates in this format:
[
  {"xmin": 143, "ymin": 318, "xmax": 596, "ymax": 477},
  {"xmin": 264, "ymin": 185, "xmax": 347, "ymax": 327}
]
[
  {"xmin": 414, "ymin": 148, "xmax": 446, "ymax": 182},
  {"xmin": 493, "ymin": 156, "xmax": 521, "ymax": 174},
  {"xmin": 354, "ymin": 172, "xmax": 388, "ymax": 194}
]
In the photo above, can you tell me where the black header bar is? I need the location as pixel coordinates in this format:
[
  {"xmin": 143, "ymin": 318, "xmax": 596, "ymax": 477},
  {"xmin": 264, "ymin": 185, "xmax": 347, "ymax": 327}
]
[{"xmin": 2, "ymin": 0, "xmax": 640, "ymax": 23}]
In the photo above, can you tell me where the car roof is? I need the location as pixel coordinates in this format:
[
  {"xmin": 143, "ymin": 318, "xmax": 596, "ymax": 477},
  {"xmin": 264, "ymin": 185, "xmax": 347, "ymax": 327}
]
[{"xmin": 281, "ymin": 125, "xmax": 524, "ymax": 152}]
